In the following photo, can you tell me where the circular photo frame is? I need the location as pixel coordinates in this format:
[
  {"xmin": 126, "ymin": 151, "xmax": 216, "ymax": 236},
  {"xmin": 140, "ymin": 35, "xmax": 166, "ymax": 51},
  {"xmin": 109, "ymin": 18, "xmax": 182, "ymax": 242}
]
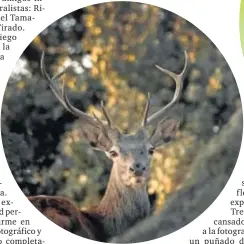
[{"xmin": 1, "ymin": 2, "xmax": 242, "ymax": 242}]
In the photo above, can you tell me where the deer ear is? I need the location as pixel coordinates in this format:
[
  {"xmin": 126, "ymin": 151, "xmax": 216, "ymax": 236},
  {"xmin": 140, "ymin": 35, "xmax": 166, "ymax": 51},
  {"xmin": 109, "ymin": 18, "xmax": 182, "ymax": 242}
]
[
  {"xmin": 149, "ymin": 119, "xmax": 180, "ymax": 148},
  {"xmin": 80, "ymin": 122, "xmax": 117, "ymax": 152},
  {"xmin": 80, "ymin": 121, "xmax": 120, "ymax": 152}
]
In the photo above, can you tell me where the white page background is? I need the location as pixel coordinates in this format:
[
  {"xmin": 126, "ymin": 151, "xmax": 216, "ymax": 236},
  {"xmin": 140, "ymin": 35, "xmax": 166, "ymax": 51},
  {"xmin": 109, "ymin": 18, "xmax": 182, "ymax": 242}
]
[{"xmin": 0, "ymin": 0, "xmax": 243, "ymax": 243}]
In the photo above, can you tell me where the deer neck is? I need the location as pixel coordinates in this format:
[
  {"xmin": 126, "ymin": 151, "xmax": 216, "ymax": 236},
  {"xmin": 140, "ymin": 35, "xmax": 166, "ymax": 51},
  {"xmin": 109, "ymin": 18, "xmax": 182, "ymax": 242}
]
[{"xmin": 92, "ymin": 166, "xmax": 150, "ymax": 239}]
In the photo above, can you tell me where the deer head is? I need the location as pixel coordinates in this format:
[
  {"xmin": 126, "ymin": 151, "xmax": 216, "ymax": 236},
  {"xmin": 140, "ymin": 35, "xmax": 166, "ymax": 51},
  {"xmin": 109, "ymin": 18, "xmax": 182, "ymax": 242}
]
[{"xmin": 40, "ymin": 51, "xmax": 187, "ymax": 189}]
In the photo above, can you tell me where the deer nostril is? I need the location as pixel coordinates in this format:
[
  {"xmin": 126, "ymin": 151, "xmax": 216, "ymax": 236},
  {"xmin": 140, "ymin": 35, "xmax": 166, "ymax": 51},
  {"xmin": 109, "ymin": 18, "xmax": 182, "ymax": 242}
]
[{"xmin": 142, "ymin": 166, "xmax": 146, "ymax": 171}]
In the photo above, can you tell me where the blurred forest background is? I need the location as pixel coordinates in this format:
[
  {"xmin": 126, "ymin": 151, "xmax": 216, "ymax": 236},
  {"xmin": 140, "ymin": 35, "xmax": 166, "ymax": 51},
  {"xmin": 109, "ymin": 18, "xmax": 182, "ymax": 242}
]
[{"xmin": 1, "ymin": 2, "xmax": 242, "ymax": 219}]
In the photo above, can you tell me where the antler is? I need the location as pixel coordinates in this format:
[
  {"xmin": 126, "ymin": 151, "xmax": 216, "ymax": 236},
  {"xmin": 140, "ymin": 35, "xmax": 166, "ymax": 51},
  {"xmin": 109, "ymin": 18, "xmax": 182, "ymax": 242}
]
[
  {"xmin": 40, "ymin": 51, "xmax": 114, "ymax": 128},
  {"xmin": 142, "ymin": 51, "xmax": 188, "ymax": 126}
]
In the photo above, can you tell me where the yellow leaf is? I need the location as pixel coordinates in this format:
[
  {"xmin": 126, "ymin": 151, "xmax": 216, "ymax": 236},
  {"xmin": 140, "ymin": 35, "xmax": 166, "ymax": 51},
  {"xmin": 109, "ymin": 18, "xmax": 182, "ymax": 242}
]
[
  {"xmin": 99, "ymin": 60, "xmax": 106, "ymax": 71},
  {"xmin": 80, "ymin": 83, "xmax": 88, "ymax": 92},
  {"xmin": 92, "ymin": 27, "xmax": 102, "ymax": 35},
  {"xmin": 78, "ymin": 174, "xmax": 88, "ymax": 184},
  {"xmin": 17, "ymin": 81, "xmax": 25, "ymax": 89},
  {"xmin": 127, "ymin": 54, "xmax": 135, "ymax": 62}
]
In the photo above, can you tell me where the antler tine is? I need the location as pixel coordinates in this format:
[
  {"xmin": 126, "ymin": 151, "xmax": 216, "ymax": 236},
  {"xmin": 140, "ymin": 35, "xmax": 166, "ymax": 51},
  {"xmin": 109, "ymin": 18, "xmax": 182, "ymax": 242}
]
[
  {"xmin": 101, "ymin": 101, "xmax": 113, "ymax": 128},
  {"xmin": 62, "ymin": 80, "xmax": 114, "ymax": 127},
  {"xmin": 92, "ymin": 111, "xmax": 104, "ymax": 127},
  {"xmin": 41, "ymin": 51, "xmax": 71, "ymax": 109},
  {"xmin": 141, "ymin": 93, "xmax": 151, "ymax": 127},
  {"xmin": 146, "ymin": 50, "xmax": 188, "ymax": 126},
  {"xmin": 61, "ymin": 78, "xmax": 100, "ymax": 124},
  {"xmin": 41, "ymin": 51, "xmax": 97, "ymax": 124}
]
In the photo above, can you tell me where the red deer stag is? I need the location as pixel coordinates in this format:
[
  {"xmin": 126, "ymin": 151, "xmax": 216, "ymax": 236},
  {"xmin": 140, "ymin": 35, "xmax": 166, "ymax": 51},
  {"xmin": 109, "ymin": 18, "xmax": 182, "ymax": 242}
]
[{"xmin": 28, "ymin": 50, "xmax": 188, "ymax": 242}]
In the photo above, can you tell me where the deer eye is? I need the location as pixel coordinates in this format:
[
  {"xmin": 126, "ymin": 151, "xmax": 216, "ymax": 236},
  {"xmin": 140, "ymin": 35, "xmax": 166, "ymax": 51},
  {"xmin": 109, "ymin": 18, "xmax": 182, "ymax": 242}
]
[
  {"xmin": 109, "ymin": 150, "xmax": 118, "ymax": 158},
  {"xmin": 163, "ymin": 136, "xmax": 171, "ymax": 143},
  {"xmin": 148, "ymin": 147, "xmax": 155, "ymax": 155}
]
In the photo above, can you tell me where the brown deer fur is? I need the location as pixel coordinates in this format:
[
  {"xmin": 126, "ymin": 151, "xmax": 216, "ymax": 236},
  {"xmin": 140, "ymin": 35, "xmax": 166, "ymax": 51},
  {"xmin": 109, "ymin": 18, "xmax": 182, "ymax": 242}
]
[{"xmin": 28, "ymin": 165, "xmax": 150, "ymax": 241}]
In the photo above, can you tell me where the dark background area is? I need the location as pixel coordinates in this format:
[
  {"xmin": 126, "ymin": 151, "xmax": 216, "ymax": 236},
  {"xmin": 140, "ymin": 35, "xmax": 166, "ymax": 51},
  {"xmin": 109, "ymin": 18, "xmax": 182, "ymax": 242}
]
[{"xmin": 1, "ymin": 2, "xmax": 241, "ymax": 219}]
